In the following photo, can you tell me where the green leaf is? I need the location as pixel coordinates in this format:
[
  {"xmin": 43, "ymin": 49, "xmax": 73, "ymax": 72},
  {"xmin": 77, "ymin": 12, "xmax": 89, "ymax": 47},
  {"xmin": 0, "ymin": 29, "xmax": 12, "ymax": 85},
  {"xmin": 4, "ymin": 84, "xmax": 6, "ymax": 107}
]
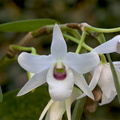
[
  {"xmin": 0, "ymin": 85, "xmax": 50, "ymax": 120},
  {"xmin": 0, "ymin": 86, "xmax": 3, "ymax": 103},
  {"xmin": 72, "ymin": 97, "xmax": 86, "ymax": 120},
  {"xmin": 0, "ymin": 19, "xmax": 59, "ymax": 32}
]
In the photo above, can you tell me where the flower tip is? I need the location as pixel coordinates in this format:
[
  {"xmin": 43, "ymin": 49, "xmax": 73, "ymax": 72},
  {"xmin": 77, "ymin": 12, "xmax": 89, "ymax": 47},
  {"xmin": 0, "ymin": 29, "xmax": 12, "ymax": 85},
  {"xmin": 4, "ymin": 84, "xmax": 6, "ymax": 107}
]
[
  {"xmin": 17, "ymin": 89, "xmax": 26, "ymax": 97},
  {"xmin": 53, "ymin": 23, "xmax": 60, "ymax": 31},
  {"xmin": 77, "ymin": 93, "xmax": 95, "ymax": 100},
  {"xmin": 16, "ymin": 93, "xmax": 21, "ymax": 97},
  {"xmin": 17, "ymin": 91, "xmax": 23, "ymax": 97},
  {"xmin": 38, "ymin": 117, "xmax": 42, "ymax": 120},
  {"xmin": 54, "ymin": 23, "xmax": 59, "ymax": 26},
  {"xmin": 90, "ymin": 94, "xmax": 95, "ymax": 100},
  {"xmin": 87, "ymin": 91, "xmax": 95, "ymax": 100}
]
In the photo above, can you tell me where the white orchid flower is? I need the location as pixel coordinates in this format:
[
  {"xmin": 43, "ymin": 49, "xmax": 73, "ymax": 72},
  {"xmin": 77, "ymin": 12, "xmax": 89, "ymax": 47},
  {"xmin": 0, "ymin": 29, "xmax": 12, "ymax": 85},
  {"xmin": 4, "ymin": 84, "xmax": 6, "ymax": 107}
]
[
  {"xmin": 77, "ymin": 62, "xmax": 117, "ymax": 105},
  {"xmin": 89, "ymin": 61, "xmax": 120, "ymax": 105},
  {"xmin": 92, "ymin": 35, "xmax": 120, "ymax": 54},
  {"xmin": 91, "ymin": 35, "xmax": 120, "ymax": 105},
  {"xmin": 79, "ymin": 35, "xmax": 120, "ymax": 105},
  {"xmin": 90, "ymin": 63, "xmax": 117, "ymax": 105},
  {"xmin": 39, "ymin": 87, "xmax": 82, "ymax": 120},
  {"xmin": 17, "ymin": 24, "xmax": 100, "ymax": 101}
]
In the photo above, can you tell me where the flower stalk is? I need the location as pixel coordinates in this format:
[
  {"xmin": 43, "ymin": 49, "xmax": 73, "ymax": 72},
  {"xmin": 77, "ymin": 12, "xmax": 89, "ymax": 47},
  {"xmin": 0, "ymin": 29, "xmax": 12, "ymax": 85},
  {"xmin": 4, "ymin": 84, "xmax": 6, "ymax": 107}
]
[
  {"xmin": 9, "ymin": 45, "xmax": 36, "ymax": 55},
  {"xmin": 85, "ymin": 25, "xmax": 120, "ymax": 33},
  {"xmin": 75, "ymin": 31, "xmax": 87, "ymax": 54},
  {"xmin": 63, "ymin": 33, "xmax": 93, "ymax": 51}
]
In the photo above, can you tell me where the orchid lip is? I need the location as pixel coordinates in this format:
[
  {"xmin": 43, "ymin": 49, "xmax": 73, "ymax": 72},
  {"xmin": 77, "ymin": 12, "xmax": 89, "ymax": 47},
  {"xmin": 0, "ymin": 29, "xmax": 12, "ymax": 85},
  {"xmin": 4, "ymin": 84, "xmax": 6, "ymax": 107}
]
[{"xmin": 53, "ymin": 62, "xmax": 67, "ymax": 80}]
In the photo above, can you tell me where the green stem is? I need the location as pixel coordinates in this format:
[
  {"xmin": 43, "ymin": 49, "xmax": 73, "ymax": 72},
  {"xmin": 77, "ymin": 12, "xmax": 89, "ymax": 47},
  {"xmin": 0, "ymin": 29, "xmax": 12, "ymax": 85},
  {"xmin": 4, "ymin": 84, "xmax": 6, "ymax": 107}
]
[
  {"xmin": 99, "ymin": 54, "xmax": 107, "ymax": 64},
  {"xmin": 63, "ymin": 27, "xmax": 81, "ymax": 39},
  {"xmin": 63, "ymin": 34, "xmax": 92, "ymax": 51},
  {"xmin": 85, "ymin": 26, "xmax": 120, "ymax": 33},
  {"xmin": 63, "ymin": 34, "xmax": 79, "ymax": 44},
  {"xmin": 83, "ymin": 43, "xmax": 93, "ymax": 51},
  {"xmin": 32, "ymin": 24, "xmax": 81, "ymax": 40},
  {"xmin": 10, "ymin": 45, "xmax": 36, "ymax": 54},
  {"xmin": 93, "ymin": 33, "xmax": 106, "ymax": 44},
  {"xmin": 0, "ymin": 45, "xmax": 37, "ymax": 72},
  {"xmin": 10, "ymin": 45, "xmax": 37, "ymax": 83},
  {"xmin": 75, "ymin": 32, "xmax": 87, "ymax": 53},
  {"xmin": 27, "ymin": 72, "xmax": 31, "ymax": 80}
]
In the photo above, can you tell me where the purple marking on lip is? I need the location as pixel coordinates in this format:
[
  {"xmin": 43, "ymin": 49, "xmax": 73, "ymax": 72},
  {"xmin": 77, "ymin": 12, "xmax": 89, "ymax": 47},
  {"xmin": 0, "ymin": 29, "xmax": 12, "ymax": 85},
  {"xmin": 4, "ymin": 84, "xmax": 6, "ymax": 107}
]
[
  {"xmin": 53, "ymin": 72, "xmax": 67, "ymax": 80},
  {"xmin": 53, "ymin": 68, "xmax": 67, "ymax": 80}
]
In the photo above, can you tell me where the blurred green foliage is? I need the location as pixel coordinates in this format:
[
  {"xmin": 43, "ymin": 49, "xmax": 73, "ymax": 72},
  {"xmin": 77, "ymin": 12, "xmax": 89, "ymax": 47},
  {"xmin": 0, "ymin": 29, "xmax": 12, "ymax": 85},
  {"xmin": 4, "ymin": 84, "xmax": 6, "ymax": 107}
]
[
  {"xmin": 0, "ymin": 85, "xmax": 119, "ymax": 120},
  {"xmin": 0, "ymin": 85, "xmax": 50, "ymax": 120},
  {"xmin": 0, "ymin": 19, "xmax": 59, "ymax": 32}
]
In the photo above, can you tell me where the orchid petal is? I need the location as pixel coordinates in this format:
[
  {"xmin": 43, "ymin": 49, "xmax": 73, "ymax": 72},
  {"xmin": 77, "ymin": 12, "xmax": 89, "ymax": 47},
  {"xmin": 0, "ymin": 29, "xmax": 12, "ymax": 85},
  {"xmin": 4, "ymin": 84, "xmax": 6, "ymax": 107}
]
[
  {"xmin": 98, "ymin": 64, "xmax": 116, "ymax": 98},
  {"xmin": 51, "ymin": 24, "xmax": 67, "ymax": 60},
  {"xmin": 46, "ymin": 101, "xmax": 65, "ymax": 120},
  {"xmin": 17, "ymin": 69, "xmax": 48, "ymax": 96},
  {"xmin": 79, "ymin": 64, "xmax": 103, "ymax": 99},
  {"xmin": 72, "ymin": 70, "xmax": 94, "ymax": 100},
  {"xmin": 97, "ymin": 64, "xmax": 117, "ymax": 105},
  {"xmin": 47, "ymin": 64, "xmax": 74, "ymax": 101},
  {"xmin": 89, "ymin": 64, "xmax": 103, "ymax": 91},
  {"xmin": 63, "ymin": 52, "xmax": 100, "ymax": 74},
  {"xmin": 99, "ymin": 90, "xmax": 117, "ymax": 105},
  {"xmin": 65, "ymin": 98, "xmax": 71, "ymax": 120},
  {"xmin": 18, "ymin": 52, "xmax": 54, "ymax": 74},
  {"xmin": 92, "ymin": 35, "xmax": 120, "ymax": 54},
  {"xmin": 39, "ymin": 99, "xmax": 54, "ymax": 120},
  {"xmin": 45, "ymin": 111, "xmax": 50, "ymax": 120}
]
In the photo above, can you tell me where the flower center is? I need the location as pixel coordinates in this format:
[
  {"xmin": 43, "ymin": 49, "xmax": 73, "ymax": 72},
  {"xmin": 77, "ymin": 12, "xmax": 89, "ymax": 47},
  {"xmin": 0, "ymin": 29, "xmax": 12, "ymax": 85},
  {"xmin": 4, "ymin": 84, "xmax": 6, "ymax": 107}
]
[{"xmin": 53, "ymin": 62, "xmax": 67, "ymax": 80}]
